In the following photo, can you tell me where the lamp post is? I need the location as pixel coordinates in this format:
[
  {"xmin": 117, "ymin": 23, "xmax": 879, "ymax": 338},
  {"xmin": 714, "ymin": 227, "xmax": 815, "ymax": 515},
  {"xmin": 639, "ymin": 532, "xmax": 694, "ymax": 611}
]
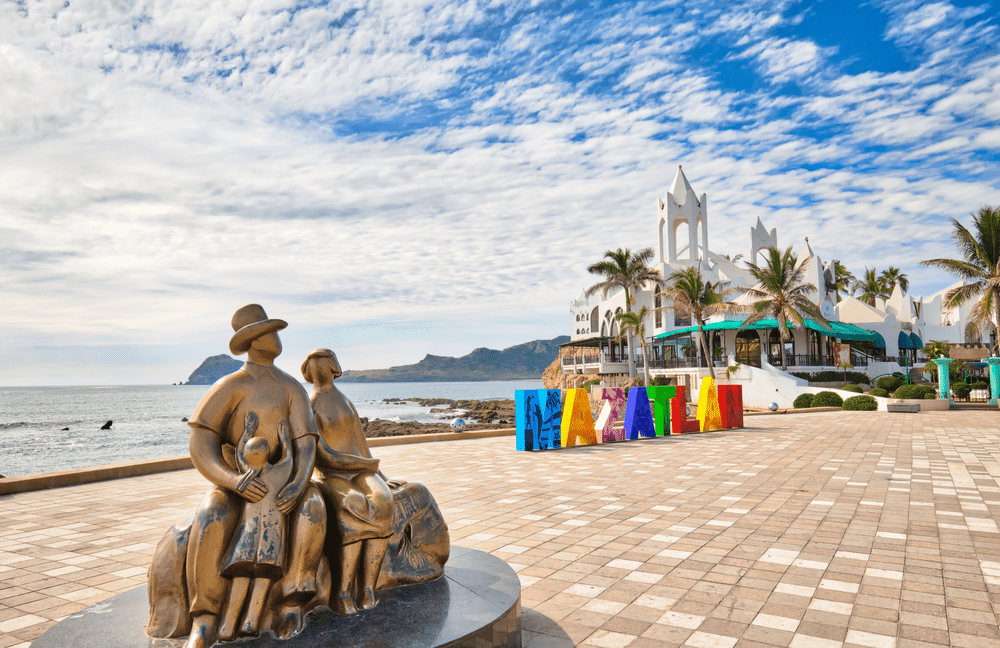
[
  {"xmin": 985, "ymin": 357, "xmax": 1000, "ymax": 406},
  {"xmin": 934, "ymin": 358, "xmax": 954, "ymax": 402}
]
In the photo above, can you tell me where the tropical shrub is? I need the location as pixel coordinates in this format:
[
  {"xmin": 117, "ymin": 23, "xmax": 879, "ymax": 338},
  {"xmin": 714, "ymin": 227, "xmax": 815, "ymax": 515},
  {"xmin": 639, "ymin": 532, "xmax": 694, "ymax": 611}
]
[
  {"xmin": 892, "ymin": 385, "xmax": 924, "ymax": 400},
  {"xmin": 793, "ymin": 394, "xmax": 815, "ymax": 409},
  {"xmin": 812, "ymin": 391, "xmax": 844, "ymax": 407},
  {"xmin": 581, "ymin": 379, "xmax": 601, "ymax": 389},
  {"xmin": 802, "ymin": 370, "xmax": 870, "ymax": 384},
  {"xmin": 877, "ymin": 376, "xmax": 904, "ymax": 392},
  {"xmin": 971, "ymin": 381, "xmax": 989, "ymax": 391},
  {"xmin": 924, "ymin": 393, "xmax": 937, "ymax": 399},
  {"xmin": 870, "ymin": 388, "xmax": 888, "ymax": 398},
  {"xmin": 954, "ymin": 384, "xmax": 972, "ymax": 399},
  {"xmin": 791, "ymin": 372, "xmax": 811, "ymax": 380},
  {"xmin": 841, "ymin": 384, "xmax": 863, "ymax": 393},
  {"xmin": 843, "ymin": 395, "xmax": 878, "ymax": 411}
]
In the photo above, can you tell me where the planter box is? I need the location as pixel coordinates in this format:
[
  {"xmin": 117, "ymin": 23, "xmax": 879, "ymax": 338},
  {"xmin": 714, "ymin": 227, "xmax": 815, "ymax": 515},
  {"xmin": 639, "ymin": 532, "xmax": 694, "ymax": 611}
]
[{"xmin": 891, "ymin": 398, "xmax": 951, "ymax": 412}]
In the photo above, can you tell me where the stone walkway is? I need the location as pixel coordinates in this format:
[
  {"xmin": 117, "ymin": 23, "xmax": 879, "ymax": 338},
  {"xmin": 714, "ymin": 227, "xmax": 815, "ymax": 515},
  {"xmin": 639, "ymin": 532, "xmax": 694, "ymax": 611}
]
[{"xmin": 3, "ymin": 410, "xmax": 1000, "ymax": 647}]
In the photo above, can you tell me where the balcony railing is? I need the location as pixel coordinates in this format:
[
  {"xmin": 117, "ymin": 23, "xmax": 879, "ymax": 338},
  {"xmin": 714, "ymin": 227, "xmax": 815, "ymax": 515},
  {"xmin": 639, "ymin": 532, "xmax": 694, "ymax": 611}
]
[{"xmin": 561, "ymin": 353, "xmax": 601, "ymax": 366}]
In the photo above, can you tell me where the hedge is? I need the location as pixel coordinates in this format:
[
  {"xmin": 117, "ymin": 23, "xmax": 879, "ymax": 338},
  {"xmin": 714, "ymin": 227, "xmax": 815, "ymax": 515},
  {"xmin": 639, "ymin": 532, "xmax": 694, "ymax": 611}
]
[
  {"xmin": 813, "ymin": 391, "xmax": 844, "ymax": 407},
  {"xmin": 876, "ymin": 376, "xmax": 904, "ymax": 393},
  {"xmin": 954, "ymin": 384, "xmax": 972, "ymax": 398},
  {"xmin": 869, "ymin": 388, "xmax": 889, "ymax": 398},
  {"xmin": 843, "ymin": 395, "xmax": 878, "ymax": 411},
  {"xmin": 793, "ymin": 393, "xmax": 815, "ymax": 409},
  {"xmin": 892, "ymin": 385, "xmax": 921, "ymax": 399},
  {"xmin": 971, "ymin": 381, "xmax": 989, "ymax": 391},
  {"xmin": 800, "ymin": 370, "xmax": 870, "ymax": 384},
  {"xmin": 841, "ymin": 384, "xmax": 863, "ymax": 393},
  {"xmin": 924, "ymin": 393, "xmax": 937, "ymax": 399}
]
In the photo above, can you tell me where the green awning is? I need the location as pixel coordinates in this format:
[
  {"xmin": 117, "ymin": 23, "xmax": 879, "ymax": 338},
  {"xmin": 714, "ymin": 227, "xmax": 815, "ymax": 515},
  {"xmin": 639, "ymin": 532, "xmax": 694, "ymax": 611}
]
[
  {"xmin": 655, "ymin": 318, "xmax": 880, "ymax": 342},
  {"xmin": 910, "ymin": 332, "xmax": 923, "ymax": 349}
]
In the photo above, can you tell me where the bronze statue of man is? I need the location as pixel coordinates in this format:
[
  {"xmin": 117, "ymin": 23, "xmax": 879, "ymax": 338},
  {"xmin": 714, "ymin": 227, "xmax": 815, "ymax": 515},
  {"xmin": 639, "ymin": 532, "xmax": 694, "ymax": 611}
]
[{"xmin": 182, "ymin": 304, "xmax": 326, "ymax": 648}]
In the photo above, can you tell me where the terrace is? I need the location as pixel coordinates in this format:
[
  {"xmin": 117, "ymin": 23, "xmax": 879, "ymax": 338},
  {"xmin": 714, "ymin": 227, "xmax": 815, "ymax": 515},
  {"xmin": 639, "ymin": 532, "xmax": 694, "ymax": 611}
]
[{"xmin": 4, "ymin": 410, "xmax": 1000, "ymax": 648}]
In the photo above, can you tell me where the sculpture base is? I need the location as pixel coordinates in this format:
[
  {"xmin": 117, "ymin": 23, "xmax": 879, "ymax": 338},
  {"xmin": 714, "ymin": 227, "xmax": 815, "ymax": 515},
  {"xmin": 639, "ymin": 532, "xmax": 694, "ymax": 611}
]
[{"xmin": 31, "ymin": 547, "xmax": 520, "ymax": 648}]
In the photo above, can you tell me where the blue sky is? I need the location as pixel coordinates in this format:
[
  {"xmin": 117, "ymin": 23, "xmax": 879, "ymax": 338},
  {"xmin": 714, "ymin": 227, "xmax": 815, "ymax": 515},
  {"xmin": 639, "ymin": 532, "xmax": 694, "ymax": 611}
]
[{"xmin": 1, "ymin": 0, "xmax": 998, "ymax": 385}]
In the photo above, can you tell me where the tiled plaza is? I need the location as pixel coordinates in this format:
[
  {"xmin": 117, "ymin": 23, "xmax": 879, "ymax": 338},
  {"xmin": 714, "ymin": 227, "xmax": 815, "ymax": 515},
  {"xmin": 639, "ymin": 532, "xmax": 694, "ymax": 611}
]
[{"xmin": 4, "ymin": 410, "xmax": 1000, "ymax": 647}]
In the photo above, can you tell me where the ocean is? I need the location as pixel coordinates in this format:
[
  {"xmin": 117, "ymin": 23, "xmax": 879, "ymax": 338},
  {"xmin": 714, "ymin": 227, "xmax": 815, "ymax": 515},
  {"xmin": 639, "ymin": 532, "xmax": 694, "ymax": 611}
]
[{"xmin": 0, "ymin": 380, "xmax": 542, "ymax": 478}]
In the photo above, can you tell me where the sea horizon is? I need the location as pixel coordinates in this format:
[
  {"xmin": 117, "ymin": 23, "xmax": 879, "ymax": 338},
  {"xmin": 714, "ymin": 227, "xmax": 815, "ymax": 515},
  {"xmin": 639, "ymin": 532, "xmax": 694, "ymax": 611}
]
[{"xmin": 0, "ymin": 380, "xmax": 542, "ymax": 477}]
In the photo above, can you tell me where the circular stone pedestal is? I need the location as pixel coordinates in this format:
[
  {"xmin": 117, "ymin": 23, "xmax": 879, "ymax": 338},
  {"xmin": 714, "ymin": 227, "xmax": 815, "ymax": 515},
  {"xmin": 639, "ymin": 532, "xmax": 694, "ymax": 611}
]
[{"xmin": 31, "ymin": 547, "xmax": 520, "ymax": 648}]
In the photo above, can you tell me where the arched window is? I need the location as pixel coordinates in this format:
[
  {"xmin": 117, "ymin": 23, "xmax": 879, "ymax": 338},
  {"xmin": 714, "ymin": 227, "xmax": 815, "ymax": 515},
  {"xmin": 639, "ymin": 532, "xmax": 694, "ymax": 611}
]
[
  {"xmin": 654, "ymin": 291, "xmax": 663, "ymax": 328},
  {"xmin": 736, "ymin": 330, "xmax": 761, "ymax": 368},
  {"xmin": 591, "ymin": 306, "xmax": 599, "ymax": 324},
  {"xmin": 575, "ymin": 314, "xmax": 580, "ymax": 321}
]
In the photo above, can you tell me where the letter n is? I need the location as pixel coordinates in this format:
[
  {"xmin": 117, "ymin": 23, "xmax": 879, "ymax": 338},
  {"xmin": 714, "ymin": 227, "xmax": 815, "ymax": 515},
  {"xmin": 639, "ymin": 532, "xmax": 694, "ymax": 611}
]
[{"xmin": 719, "ymin": 385, "xmax": 744, "ymax": 429}]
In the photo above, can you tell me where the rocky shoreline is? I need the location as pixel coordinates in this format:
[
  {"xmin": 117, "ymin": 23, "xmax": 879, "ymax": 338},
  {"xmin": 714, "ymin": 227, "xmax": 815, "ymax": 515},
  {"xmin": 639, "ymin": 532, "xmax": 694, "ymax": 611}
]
[{"xmin": 362, "ymin": 398, "xmax": 515, "ymax": 438}]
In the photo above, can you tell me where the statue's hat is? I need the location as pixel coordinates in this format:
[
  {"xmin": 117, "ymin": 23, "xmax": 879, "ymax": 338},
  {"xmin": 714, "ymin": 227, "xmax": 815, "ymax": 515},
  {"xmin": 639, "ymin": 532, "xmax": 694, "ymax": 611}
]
[{"xmin": 229, "ymin": 304, "xmax": 288, "ymax": 355}]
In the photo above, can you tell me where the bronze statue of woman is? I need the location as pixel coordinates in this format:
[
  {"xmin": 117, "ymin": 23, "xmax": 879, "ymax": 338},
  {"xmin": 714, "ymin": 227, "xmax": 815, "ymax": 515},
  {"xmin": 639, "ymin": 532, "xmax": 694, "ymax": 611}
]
[{"xmin": 301, "ymin": 349, "xmax": 394, "ymax": 615}]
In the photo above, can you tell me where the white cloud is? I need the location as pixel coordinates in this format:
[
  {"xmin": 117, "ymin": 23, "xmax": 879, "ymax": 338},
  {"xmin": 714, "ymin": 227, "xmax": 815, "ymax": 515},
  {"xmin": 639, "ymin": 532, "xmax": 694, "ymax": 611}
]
[{"xmin": 0, "ymin": 0, "xmax": 998, "ymax": 384}]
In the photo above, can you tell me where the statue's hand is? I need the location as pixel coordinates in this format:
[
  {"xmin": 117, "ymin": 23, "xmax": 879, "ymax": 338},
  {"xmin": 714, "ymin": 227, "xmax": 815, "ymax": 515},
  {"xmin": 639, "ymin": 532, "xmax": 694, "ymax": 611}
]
[
  {"xmin": 275, "ymin": 481, "xmax": 304, "ymax": 514},
  {"xmin": 239, "ymin": 478, "xmax": 268, "ymax": 503}
]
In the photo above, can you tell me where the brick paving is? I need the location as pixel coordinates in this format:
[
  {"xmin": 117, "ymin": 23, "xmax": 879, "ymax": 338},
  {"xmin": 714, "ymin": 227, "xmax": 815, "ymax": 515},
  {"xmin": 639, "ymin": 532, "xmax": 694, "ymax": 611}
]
[{"xmin": 4, "ymin": 410, "xmax": 1000, "ymax": 647}]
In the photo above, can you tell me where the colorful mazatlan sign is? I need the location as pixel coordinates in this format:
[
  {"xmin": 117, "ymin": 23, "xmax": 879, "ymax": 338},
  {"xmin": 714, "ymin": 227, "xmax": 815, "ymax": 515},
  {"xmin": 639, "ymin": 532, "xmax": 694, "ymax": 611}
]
[{"xmin": 515, "ymin": 379, "xmax": 743, "ymax": 451}]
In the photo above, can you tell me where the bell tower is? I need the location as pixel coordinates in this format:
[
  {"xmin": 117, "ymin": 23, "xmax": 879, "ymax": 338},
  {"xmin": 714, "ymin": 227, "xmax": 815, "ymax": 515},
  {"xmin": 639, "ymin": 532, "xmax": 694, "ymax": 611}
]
[{"xmin": 657, "ymin": 165, "xmax": 708, "ymax": 264}]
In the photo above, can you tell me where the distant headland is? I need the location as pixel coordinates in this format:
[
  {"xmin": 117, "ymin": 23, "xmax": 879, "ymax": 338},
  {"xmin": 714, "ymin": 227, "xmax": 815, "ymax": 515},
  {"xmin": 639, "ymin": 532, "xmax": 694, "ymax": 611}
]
[{"xmin": 180, "ymin": 337, "xmax": 569, "ymax": 385}]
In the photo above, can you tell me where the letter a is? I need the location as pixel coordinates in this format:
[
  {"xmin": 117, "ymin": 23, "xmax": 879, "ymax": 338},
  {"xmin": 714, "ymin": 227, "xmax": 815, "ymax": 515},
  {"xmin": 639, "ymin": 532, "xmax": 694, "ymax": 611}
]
[
  {"xmin": 561, "ymin": 388, "xmax": 597, "ymax": 447},
  {"xmin": 624, "ymin": 387, "xmax": 656, "ymax": 439},
  {"xmin": 697, "ymin": 377, "xmax": 723, "ymax": 432}
]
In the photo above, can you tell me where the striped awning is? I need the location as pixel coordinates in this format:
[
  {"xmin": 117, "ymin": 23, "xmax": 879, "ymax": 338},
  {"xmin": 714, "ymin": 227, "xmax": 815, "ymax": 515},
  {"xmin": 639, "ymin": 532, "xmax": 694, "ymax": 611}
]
[{"xmin": 655, "ymin": 318, "xmax": 881, "ymax": 342}]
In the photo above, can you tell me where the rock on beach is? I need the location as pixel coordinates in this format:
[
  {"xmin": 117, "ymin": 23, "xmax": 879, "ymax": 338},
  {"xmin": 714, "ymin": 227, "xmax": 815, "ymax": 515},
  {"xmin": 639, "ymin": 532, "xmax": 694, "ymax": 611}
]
[{"xmin": 363, "ymin": 398, "xmax": 514, "ymax": 438}]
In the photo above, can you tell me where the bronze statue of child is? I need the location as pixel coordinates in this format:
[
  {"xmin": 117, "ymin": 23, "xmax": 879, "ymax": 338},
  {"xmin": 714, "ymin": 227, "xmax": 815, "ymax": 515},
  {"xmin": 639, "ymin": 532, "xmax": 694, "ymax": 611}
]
[{"xmin": 217, "ymin": 412, "xmax": 294, "ymax": 640}]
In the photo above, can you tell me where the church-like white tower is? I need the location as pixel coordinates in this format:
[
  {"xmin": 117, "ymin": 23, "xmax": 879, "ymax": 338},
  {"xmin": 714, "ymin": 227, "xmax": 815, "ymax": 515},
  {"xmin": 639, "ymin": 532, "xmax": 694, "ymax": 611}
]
[{"xmin": 657, "ymin": 166, "xmax": 708, "ymax": 264}]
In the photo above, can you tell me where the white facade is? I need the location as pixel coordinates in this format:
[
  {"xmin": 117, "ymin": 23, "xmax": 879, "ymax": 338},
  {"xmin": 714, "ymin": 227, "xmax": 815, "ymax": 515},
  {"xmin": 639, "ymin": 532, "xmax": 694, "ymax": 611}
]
[{"xmin": 566, "ymin": 166, "xmax": 989, "ymax": 384}]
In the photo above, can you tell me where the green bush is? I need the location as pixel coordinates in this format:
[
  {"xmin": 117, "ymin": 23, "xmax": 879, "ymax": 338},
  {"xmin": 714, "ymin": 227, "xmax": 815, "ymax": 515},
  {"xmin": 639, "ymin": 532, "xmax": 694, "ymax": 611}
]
[
  {"xmin": 876, "ymin": 376, "xmax": 904, "ymax": 392},
  {"xmin": 581, "ymin": 379, "xmax": 601, "ymax": 389},
  {"xmin": 892, "ymin": 385, "xmax": 924, "ymax": 400},
  {"xmin": 924, "ymin": 393, "xmax": 937, "ymax": 399},
  {"xmin": 954, "ymin": 384, "xmax": 972, "ymax": 399},
  {"xmin": 803, "ymin": 370, "xmax": 870, "ymax": 384},
  {"xmin": 843, "ymin": 395, "xmax": 878, "ymax": 411},
  {"xmin": 971, "ymin": 381, "xmax": 989, "ymax": 391},
  {"xmin": 650, "ymin": 376, "xmax": 670, "ymax": 387},
  {"xmin": 870, "ymin": 388, "xmax": 889, "ymax": 398},
  {"xmin": 918, "ymin": 385, "xmax": 937, "ymax": 398},
  {"xmin": 793, "ymin": 393, "xmax": 815, "ymax": 409},
  {"xmin": 841, "ymin": 384, "xmax": 863, "ymax": 393},
  {"xmin": 812, "ymin": 391, "xmax": 844, "ymax": 407},
  {"xmin": 791, "ymin": 372, "xmax": 811, "ymax": 380}
]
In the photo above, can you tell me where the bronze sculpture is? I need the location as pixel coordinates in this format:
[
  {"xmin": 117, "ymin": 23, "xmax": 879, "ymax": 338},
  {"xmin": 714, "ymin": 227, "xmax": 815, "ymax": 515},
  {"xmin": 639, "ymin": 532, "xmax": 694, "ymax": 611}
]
[{"xmin": 147, "ymin": 305, "xmax": 450, "ymax": 647}]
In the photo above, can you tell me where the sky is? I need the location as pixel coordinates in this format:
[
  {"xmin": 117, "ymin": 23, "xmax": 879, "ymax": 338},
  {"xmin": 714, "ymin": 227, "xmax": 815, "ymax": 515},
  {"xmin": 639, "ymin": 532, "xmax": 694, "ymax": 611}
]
[{"xmin": 1, "ymin": 0, "xmax": 999, "ymax": 386}]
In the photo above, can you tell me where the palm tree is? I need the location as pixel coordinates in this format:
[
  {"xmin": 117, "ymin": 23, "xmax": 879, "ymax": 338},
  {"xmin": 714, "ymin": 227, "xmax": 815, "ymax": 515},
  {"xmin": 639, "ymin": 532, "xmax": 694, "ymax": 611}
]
[
  {"xmin": 742, "ymin": 246, "xmax": 828, "ymax": 371},
  {"xmin": 586, "ymin": 247, "xmax": 664, "ymax": 379},
  {"xmin": 615, "ymin": 307, "xmax": 652, "ymax": 386},
  {"xmin": 830, "ymin": 260, "xmax": 855, "ymax": 303},
  {"xmin": 663, "ymin": 266, "xmax": 746, "ymax": 381},
  {"xmin": 921, "ymin": 206, "xmax": 1000, "ymax": 354},
  {"xmin": 879, "ymin": 266, "xmax": 909, "ymax": 295},
  {"xmin": 853, "ymin": 267, "xmax": 889, "ymax": 307}
]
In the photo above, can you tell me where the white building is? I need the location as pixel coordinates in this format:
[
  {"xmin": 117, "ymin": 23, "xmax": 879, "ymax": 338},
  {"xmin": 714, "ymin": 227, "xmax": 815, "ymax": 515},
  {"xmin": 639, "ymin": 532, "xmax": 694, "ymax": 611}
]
[{"xmin": 563, "ymin": 167, "xmax": 988, "ymax": 388}]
